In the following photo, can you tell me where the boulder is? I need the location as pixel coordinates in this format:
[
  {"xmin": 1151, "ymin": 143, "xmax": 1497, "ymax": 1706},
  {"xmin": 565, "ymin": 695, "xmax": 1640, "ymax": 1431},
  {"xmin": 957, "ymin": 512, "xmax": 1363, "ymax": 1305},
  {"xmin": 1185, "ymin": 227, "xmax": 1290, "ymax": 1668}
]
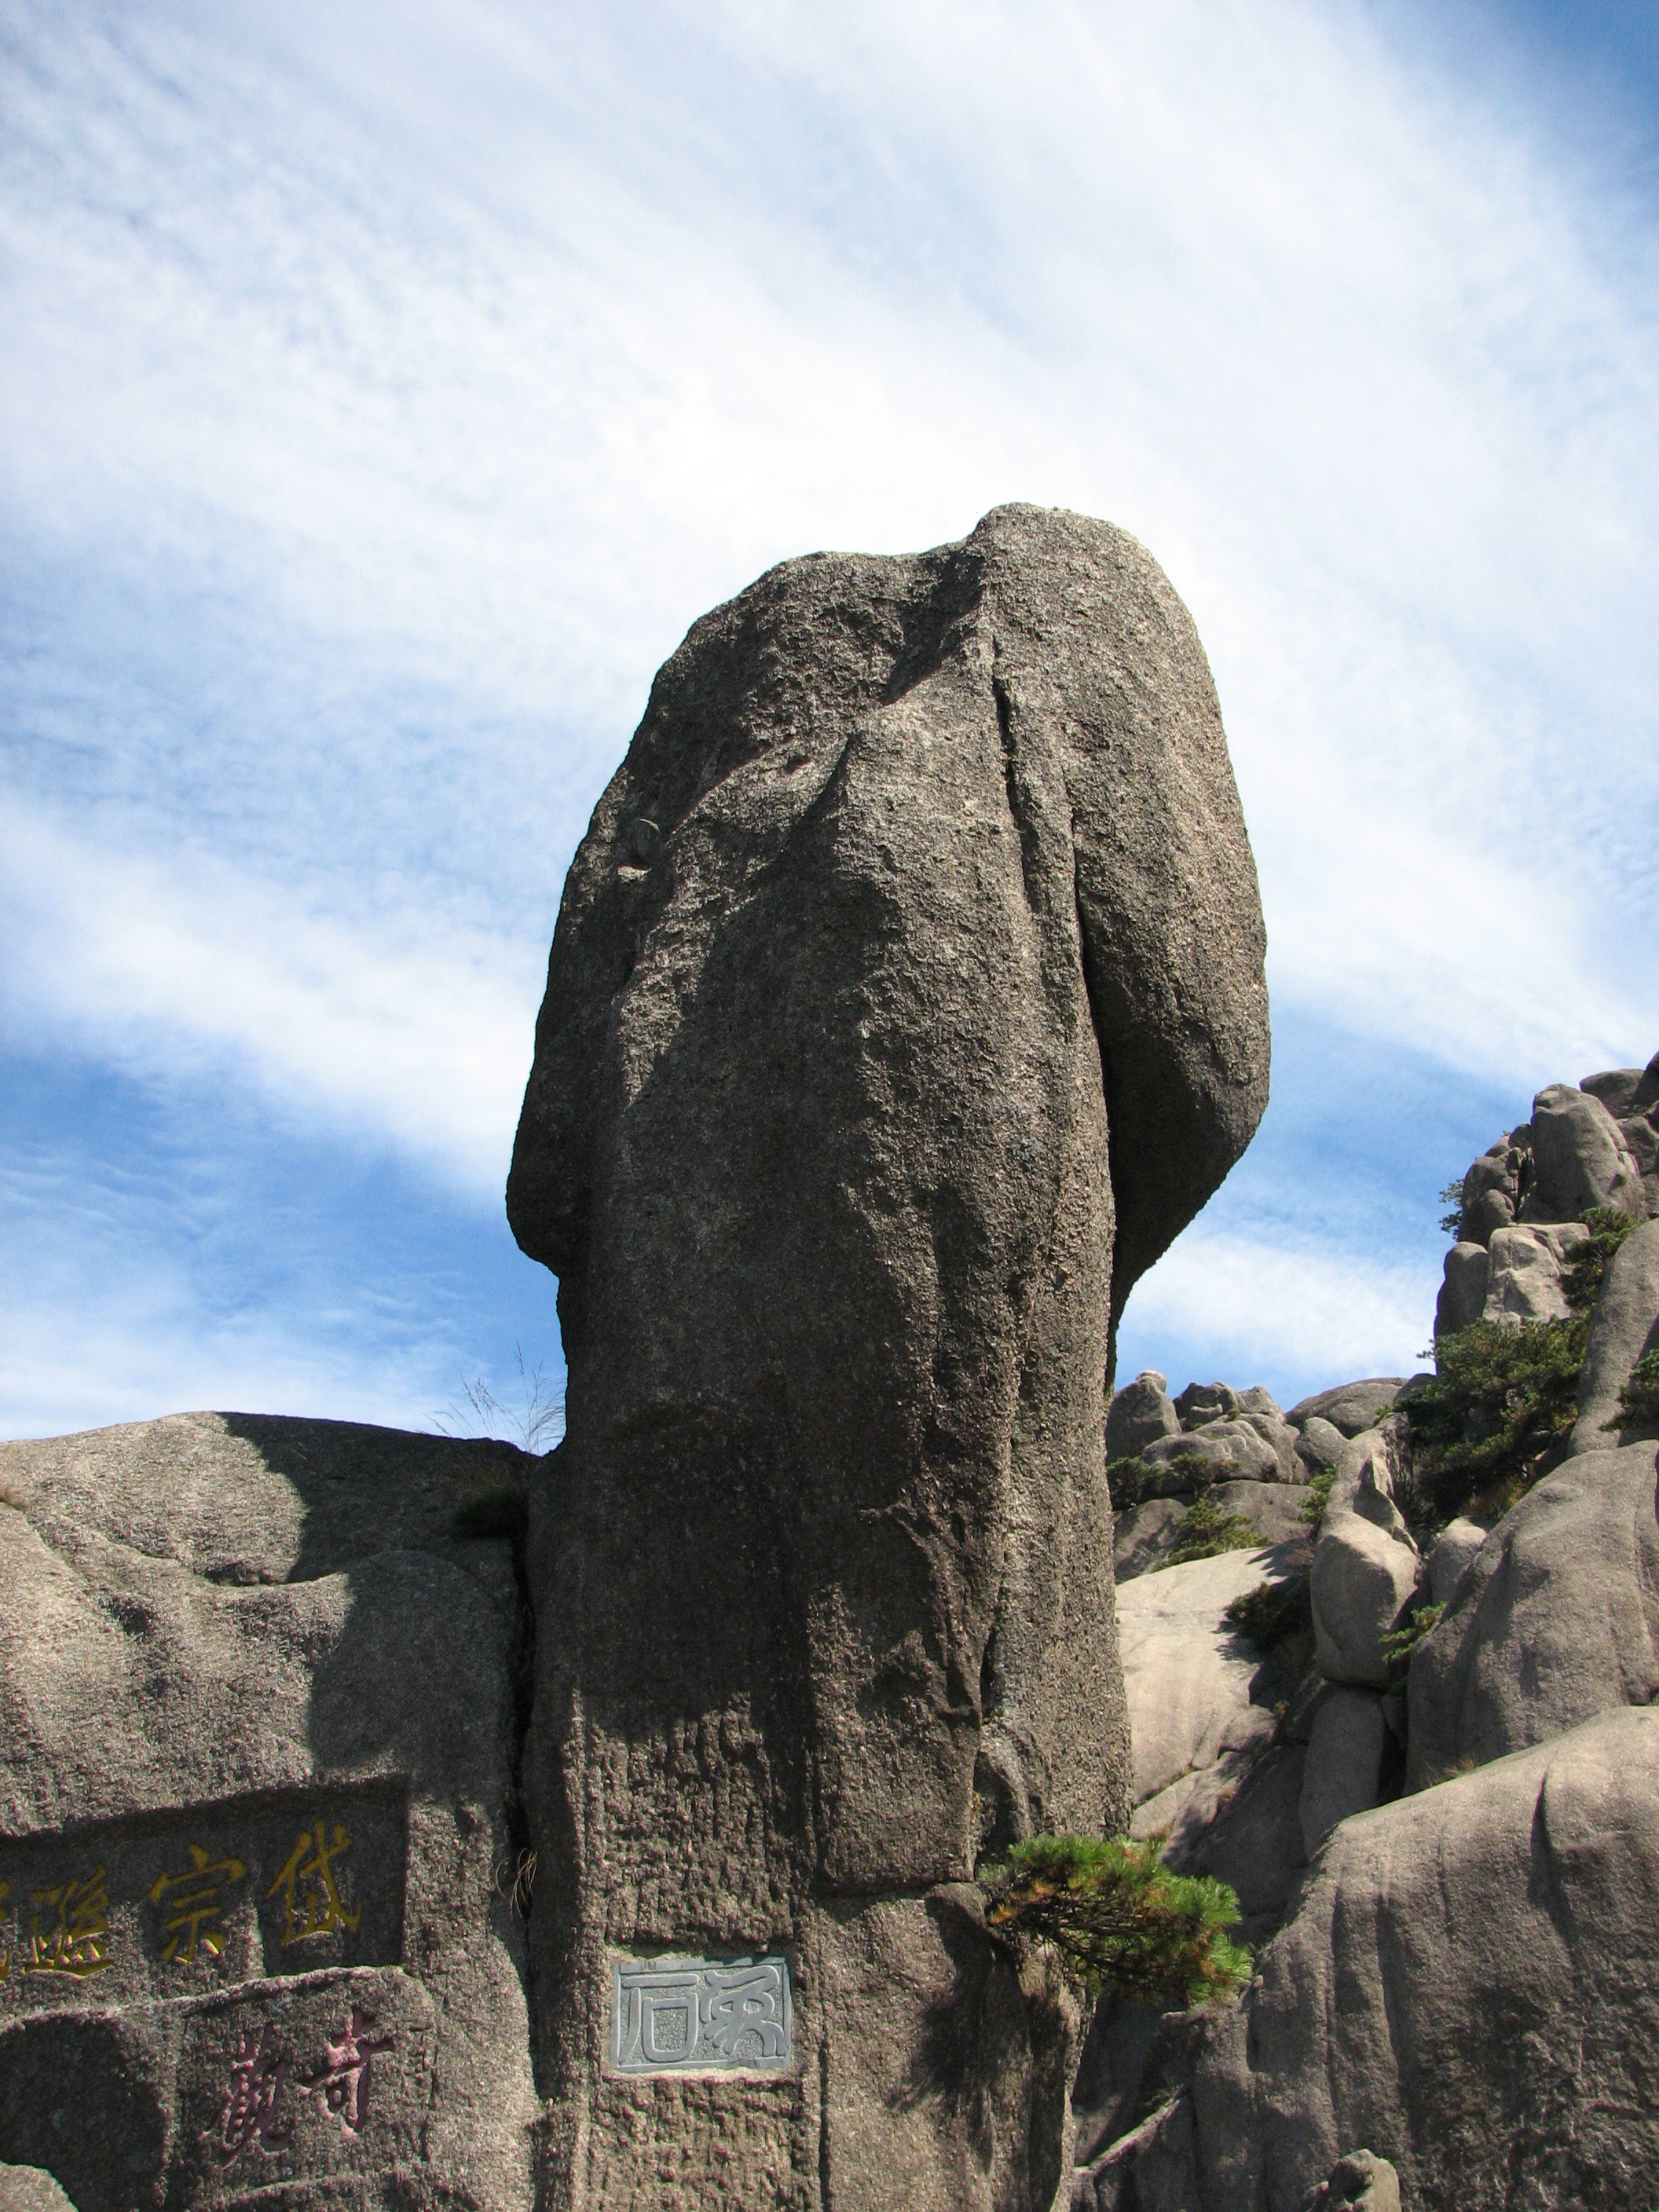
[
  {"xmin": 1113, "ymin": 1483, "xmax": 1310, "ymax": 1582},
  {"xmin": 1299, "ymin": 2151, "xmax": 1401, "ymax": 2212},
  {"xmin": 505, "ymin": 504, "xmax": 1270, "ymax": 2206},
  {"xmin": 1201, "ymin": 1481, "xmax": 1310, "ymax": 1551},
  {"xmin": 1406, "ymin": 1440, "xmax": 1659, "ymax": 1789},
  {"xmin": 1293, "ymin": 1417, "xmax": 1346, "ymax": 1476},
  {"xmin": 1621, "ymin": 1109, "xmax": 1659, "ymax": 1205},
  {"xmin": 1174, "ymin": 1382, "xmax": 1239, "ymax": 1429},
  {"xmin": 1236, "ymin": 1410, "xmax": 1302, "ymax": 1479},
  {"xmin": 1112, "ymin": 1547, "xmax": 1286, "ymax": 1830},
  {"xmin": 0, "ymin": 2171, "xmax": 76, "ymax": 2212},
  {"xmin": 1521, "ymin": 1082, "xmax": 1646, "ymax": 1221},
  {"xmin": 1579, "ymin": 1061, "xmax": 1658, "ymax": 1120},
  {"xmin": 1423, "ymin": 1514, "xmax": 1490, "ymax": 1608},
  {"xmin": 1457, "ymin": 1138, "xmax": 1526, "ymax": 1246},
  {"xmin": 1106, "ymin": 1371, "xmax": 1180, "ymax": 1461},
  {"xmin": 1183, "ymin": 1707, "xmax": 1659, "ymax": 2210},
  {"xmin": 1309, "ymin": 1432, "xmax": 1420, "ymax": 1689},
  {"xmin": 0, "ymin": 1415, "xmax": 540, "ymax": 2210},
  {"xmin": 1298, "ymin": 1688, "xmax": 1389, "ymax": 1855},
  {"xmin": 1176, "ymin": 1738, "xmax": 1309, "ymax": 1948},
  {"xmin": 1285, "ymin": 1382, "xmax": 1406, "ymax": 1437},
  {"xmin": 1434, "ymin": 1240, "xmax": 1488, "ymax": 1339},
  {"xmin": 1481, "ymin": 1219, "xmax": 1588, "ymax": 1324},
  {"xmin": 1139, "ymin": 1421, "xmax": 1281, "ymax": 1486},
  {"xmin": 1111, "ymin": 1496, "xmax": 1189, "ymax": 1580},
  {"xmin": 1234, "ymin": 1386, "xmax": 1283, "ymax": 1419},
  {"xmin": 1569, "ymin": 1217, "xmax": 1659, "ymax": 1452}
]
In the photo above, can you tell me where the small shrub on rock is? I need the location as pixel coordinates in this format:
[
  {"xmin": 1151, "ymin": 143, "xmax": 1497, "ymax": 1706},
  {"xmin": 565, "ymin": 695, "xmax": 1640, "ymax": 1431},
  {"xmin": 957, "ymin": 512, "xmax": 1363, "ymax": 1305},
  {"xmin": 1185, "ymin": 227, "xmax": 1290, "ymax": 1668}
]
[
  {"xmin": 1561, "ymin": 1206, "xmax": 1639, "ymax": 1315},
  {"xmin": 1160, "ymin": 1493, "xmax": 1256, "ymax": 1567},
  {"xmin": 978, "ymin": 1833, "xmax": 1251, "ymax": 2008},
  {"xmin": 1402, "ymin": 1317, "xmax": 1584, "ymax": 1522},
  {"xmin": 1402, "ymin": 1203, "xmax": 1638, "ymax": 1529},
  {"xmin": 1609, "ymin": 1349, "xmax": 1659, "ymax": 1434},
  {"xmin": 1298, "ymin": 1467, "xmax": 1335, "ymax": 1534},
  {"xmin": 1107, "ymin": 1455, "xmax": 1148, "ymax": 1510},
  {"xmin": 1225, "ymin": 1575, "xmax": 1312, "ymax": 1654},
  {"xmin": 1379, "ymin": 1600, "xmax": 1443, "ymax": 1677}
]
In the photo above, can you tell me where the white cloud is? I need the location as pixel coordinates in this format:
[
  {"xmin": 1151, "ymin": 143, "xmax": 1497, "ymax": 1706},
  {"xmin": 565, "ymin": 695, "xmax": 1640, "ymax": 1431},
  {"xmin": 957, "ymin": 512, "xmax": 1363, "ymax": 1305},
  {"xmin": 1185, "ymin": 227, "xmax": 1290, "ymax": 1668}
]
[
  {"xmin": 2, "ymin": 0, "xmax": 1657, "ymax": 1421},
  {"xmin": 0, "ymin": 803, "xmax": 539, "ymax": 1196},
  {"xmin": 1116, "ymin": 1229, "xmax": 1436, "ymax": 1399}
]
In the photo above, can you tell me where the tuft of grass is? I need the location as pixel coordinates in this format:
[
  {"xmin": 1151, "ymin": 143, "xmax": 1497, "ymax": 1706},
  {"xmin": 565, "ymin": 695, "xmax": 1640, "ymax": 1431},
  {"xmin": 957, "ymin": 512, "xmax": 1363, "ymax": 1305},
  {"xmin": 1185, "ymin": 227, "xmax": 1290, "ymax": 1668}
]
[
  {"xmin": 493, "ymin": 1848, "xmax": 537, "ymax": 1917},
  {"xmin": 1298, "ymin": 1467, "xmax": 1335, "ymax": 1535},
  {"xmin": 434, "ymin": 1343, "xmax": 565, "ymax": 1456},
  {"xmin": 1225, "ymin": 1577, "xmax": 1312, "ymax": 1654},
  {"xmin": 1159, "ymin": 1493, "xmax": 1256, "ymax": 1569},
  {"xmin": 978, "ymin": 1833, "xmax": 1250, "ymax": 2009},
  {"xmin": 1607, "ymin": 1349, "xmax": 1659, "ymax": 1435},
  {"xmin": 1379, "ymin": 1601, "xmax": 1444, "ymax": 1676}
]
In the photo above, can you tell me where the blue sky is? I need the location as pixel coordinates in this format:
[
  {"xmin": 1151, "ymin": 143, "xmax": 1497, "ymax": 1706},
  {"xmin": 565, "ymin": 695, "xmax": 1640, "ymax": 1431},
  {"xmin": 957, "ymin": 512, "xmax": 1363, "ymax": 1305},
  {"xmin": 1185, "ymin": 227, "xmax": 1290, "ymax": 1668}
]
[{"xmin": 3, "ymin": 0, "xmax": 1657, "ymax": 1438}]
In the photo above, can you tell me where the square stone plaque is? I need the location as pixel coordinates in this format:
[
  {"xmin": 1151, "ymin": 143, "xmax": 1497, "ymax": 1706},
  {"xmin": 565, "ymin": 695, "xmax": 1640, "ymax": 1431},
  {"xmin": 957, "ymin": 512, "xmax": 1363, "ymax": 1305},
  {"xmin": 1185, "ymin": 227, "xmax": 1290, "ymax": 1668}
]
[{"xmin": 610, "ymin": 1954, "xmax": 792, "ymax": 2075}]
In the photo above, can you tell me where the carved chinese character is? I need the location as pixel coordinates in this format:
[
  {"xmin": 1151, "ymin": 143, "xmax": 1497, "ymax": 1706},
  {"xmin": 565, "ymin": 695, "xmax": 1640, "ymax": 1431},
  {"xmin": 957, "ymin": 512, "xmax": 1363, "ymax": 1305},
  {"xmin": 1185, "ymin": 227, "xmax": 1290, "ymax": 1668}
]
[
  {"xmin": 299, "ymin": 2008, "xmax": 393, "ymax": 2137},
  {"xmin": 22, "ymin": 1866, "xmax": 110, "ymax": 1978},
  {"xmin": 0, "ymin": 1878, "xmax": 10, "ymax": 1983},
  {"xmin": 150, "ymin": 1844, "xmax": 248, "ymax": 1965},
  {"xmin": 266, "ymin": 1820, "xmax": 360, "ymax": 1946},
  {"xmin": 218, "ymin": 2024, "xmax": 292, "ymax": 2160}
]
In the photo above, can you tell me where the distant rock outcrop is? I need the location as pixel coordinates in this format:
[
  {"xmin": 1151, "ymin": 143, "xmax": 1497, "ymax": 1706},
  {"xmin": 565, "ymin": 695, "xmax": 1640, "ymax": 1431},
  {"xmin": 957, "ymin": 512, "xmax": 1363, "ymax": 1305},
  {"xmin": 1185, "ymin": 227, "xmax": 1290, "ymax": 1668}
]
[
  {"xmin": 1085, "ymin": 1046, "xmax": 1659, "ymax": 2210},
  {"xmin": 1435, "ymin": 1049, "xmax": 1659, "ymax": 1342}
]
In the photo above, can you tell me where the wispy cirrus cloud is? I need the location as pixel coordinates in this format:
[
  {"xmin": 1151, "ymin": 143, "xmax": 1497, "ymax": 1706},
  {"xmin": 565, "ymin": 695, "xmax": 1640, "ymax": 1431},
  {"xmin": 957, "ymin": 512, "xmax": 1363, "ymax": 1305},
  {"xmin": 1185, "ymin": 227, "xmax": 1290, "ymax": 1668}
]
[{"xmin": 2, "ymin": 0, "xmax": 1657, "ymax": 1429}]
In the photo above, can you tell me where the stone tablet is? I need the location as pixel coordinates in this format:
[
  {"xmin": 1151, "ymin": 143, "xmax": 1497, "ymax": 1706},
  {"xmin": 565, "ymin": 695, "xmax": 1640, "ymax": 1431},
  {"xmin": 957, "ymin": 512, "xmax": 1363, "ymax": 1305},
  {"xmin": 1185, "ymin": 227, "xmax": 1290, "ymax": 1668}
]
[
  {"xmin": 0, "ymin": 1413, "xmax": 540, "ymax": 2210},
  {"xmin": 611, "ymin": 1954, "xmax": 792, "ymax": 2075}
]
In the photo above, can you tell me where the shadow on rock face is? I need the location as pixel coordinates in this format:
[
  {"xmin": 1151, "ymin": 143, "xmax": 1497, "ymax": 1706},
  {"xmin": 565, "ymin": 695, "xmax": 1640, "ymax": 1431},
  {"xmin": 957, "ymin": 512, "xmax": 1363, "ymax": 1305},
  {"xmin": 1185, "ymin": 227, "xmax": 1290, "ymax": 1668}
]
[{"xmin": 0, "ymin": 2011, "xmax": 170, "ymax": 2212}]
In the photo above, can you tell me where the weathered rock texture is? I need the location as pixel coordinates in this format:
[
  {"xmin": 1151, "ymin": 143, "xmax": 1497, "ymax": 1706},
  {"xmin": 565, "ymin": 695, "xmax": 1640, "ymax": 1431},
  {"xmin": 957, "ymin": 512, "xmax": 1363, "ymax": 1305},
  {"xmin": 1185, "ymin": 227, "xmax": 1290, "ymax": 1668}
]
[
  {"xmin": 507, "ymin": 504, "xmax": 1269, "ymax": 2209},
  {"xmin": 1084, "ymin": 1708, "xmax": 1659, "ymax": 2210},
  {"xmin": 1188, "ymin": 1707, "xmax": 1659, "ymax": 2210},
  {"xmin": 1405, "ymin": 1439, "xmax": 1659, "ymax": 1789},
  {"xmin": 1308, "ymin": 1430, "xmax": 1419, "ymax": 1690},
  {"xmin": 0, "ymin": 1415, "xmax": 540, "ymax": 2210},
  {"xmin": 1437, "ymin": 1053, "xmax": 1659, "ymax": 1331}
]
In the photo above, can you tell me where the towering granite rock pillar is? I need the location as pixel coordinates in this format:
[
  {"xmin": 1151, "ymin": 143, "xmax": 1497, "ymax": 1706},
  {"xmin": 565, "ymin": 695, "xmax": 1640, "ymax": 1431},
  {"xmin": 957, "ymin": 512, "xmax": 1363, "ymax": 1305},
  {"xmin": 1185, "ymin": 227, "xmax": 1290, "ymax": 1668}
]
[{"xmin": 507, "ymin": 504, "xmax": 1269, "ymax": 2209}]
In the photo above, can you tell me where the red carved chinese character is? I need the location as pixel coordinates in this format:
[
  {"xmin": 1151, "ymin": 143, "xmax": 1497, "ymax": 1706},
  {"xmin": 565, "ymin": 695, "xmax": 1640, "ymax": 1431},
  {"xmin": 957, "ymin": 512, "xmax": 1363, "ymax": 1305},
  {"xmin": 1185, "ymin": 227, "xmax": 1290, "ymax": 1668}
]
[
  {"xmin": 300, "ymin": 2008, "xmax": 393, "ymax": 2137},
  {"xmin": 218, "ymin": 2025, "xmax": 292, "ymax": 2160}
]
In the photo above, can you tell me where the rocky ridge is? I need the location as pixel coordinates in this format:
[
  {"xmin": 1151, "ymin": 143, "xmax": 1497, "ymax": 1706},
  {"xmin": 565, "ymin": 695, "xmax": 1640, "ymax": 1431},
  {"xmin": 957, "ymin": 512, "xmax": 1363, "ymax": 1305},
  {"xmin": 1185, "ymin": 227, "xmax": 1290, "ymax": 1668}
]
[{"xmin": 1077, "ymin": 1046, "xmax": 1659, "ymax": 2210}]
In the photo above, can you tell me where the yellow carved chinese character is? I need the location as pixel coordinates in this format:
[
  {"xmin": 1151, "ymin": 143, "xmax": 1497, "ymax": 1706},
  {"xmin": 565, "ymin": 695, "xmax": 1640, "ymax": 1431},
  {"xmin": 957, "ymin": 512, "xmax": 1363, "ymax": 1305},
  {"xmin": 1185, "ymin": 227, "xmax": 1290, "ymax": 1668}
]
[
  {"xmin": 23, "ymin": 1866, "xmax": 111, "ymax": 1978},
  {"xmin": 266, "ymin": 1821, "xmax": 359, "ymax": 1946},
  {"xmin": 0, "ymin": 1877, "xmax": 10, "ymax": 1983},
  {"xmin": 150, "ymin": 1844, "xmax": 248, "ymax": 1965}
]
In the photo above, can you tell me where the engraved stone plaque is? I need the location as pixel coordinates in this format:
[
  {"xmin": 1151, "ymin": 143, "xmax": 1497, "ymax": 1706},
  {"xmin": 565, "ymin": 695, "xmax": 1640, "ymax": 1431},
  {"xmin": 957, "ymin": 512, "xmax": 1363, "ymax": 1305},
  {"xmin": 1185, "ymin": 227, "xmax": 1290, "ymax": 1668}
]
[
  {"xmin": 0, "ymin": 1778, "xmax": 406, "ymax": 2016},
  {"xmin": 611, "ymin": 1954, "xmax": 792, "ymax": 2074}
]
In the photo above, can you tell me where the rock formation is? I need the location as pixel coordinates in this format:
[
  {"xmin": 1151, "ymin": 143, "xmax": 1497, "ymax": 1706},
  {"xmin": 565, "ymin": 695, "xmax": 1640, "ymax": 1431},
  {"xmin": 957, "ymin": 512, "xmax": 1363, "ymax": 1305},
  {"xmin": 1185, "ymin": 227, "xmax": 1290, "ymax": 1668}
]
[
  {"xmin": 505, "ymin": 503, "xmax": 1269, "ymax": 2208},
  {"xmin": 0, "ymin": 1415, "xmax": 540, "ymax": 2209},
  {"xmin": 1080, "ymin": 1046, "xmax": 1659, "ymax": 2210}
]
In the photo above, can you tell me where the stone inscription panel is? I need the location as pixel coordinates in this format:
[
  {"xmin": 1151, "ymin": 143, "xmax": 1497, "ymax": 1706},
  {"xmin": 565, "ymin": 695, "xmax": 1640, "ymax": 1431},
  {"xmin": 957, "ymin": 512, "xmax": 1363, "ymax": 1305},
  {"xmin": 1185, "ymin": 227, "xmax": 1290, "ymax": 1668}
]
[
  {"xmin": 611, "ymin": 1954, "xmax": 792, "ymax": 2075},
  {"xmin": 0, "ymin": 1964, "xmax": 435, "ymax": 2208},
  {"xmin": 0, "ymin": 1781, "xmax": 405, "ymax": 2012}
]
